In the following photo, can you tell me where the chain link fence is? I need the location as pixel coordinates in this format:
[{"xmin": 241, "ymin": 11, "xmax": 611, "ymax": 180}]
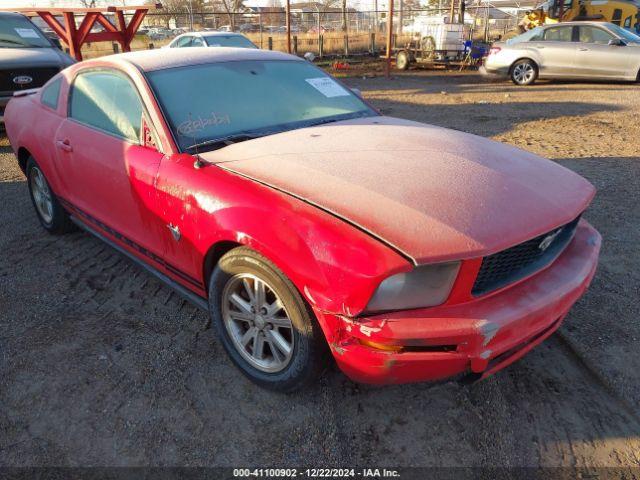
[{"xmin": 75, "ymin": 8, "xmax": 521, "ymax": 60}]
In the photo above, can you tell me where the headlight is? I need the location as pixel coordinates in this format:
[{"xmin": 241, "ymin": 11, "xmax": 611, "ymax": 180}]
[{"xmin": 365, "ymin": 262, "xmax": 461, "ymax": 313}]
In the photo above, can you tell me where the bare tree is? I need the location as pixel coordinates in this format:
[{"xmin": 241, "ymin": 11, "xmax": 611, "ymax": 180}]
[
  {"xmin": 259, "ymin": 0, "xmax": 283, "ymax": 27},
  {"xmin": 147, "ymin": 0, "xmax": 207, "ymax": 28},
  {"xmin": 210, "ymin": 0, "xmax": 246, "ymax": 30},
  {"xmin": 313, "ymin": 0, "xmax": 340, "ymax": 27}
]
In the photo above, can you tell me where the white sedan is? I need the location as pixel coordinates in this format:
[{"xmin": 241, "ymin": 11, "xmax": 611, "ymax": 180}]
[
  {"xmin": 166, "ymin": 31, "xmax": 257, "ymax": 49},
  {"xmin": 483, "ymin": 21, "xmax": 640, "ymax": 85}
]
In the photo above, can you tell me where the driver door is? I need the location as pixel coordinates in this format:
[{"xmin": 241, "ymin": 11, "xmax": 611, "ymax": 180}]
[
  {"xmin": 574, "ymin": 25, "xmax": 633, "ymax": 78},
  {"xmin": 54, "ymin": 68, "xmax": 166, "ymax": 258}
]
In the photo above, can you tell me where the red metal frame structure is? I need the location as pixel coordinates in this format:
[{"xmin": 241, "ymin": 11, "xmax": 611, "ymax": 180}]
[{"xmin": 0, "ymin": 4, "xmax": 162, "ymax": 61}]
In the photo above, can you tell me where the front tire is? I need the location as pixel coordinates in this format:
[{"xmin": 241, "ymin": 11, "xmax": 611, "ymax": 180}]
[
  {"xmin": 26, "ymin": 157, "xmax": 74, "ymax": 234},
  {"xmin": 208, "ymin": 247, "xmax": 327, "ymax": 392},
  {"xmin": 510, "ymin": 59, "xmax": 538, "ymax": 86}
]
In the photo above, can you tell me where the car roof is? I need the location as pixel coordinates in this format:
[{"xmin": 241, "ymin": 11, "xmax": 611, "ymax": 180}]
[
  {"xmin": 0, "ymin": 11, "xmax": 28, "ymax": 19},
  {"xmin": 540, "ymin": 21, "xmax": 615, "ymax": 27},
  {"xmin": 199, "ymin": 31, "xmax": 247, "ymax": 37},
  {"xmin": 104, "ymin": 47, "xmax": 300, "ymax": 72}
]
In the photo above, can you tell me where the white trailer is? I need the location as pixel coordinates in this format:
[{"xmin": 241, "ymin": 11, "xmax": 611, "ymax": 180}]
[{"xmin": 397, "ymin": 15, "xmax": 471, "ymax": 69}]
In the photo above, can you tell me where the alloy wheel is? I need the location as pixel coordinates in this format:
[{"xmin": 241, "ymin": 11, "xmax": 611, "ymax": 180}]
[
  {"xmin": 30, "ymin": 167, "xmax": 53, "ymax": 224},
  {"xmin": 222, "ymin": 273, "xmax": 295, "ymax": 373},
  {"xmin": 513, "ymin": 62, "xmax": 535, "ymax": 85}
]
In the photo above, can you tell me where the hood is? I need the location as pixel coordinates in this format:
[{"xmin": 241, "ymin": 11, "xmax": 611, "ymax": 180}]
[
  {"xmin": 0, "ymin": 47, "xmax": 73, "ymax": 69},
  {"xmin": 200, "ymin": 116, "xmax": 595, "ymax": 264}
]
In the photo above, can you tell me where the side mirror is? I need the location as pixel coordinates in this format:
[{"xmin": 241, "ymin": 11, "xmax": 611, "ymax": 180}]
[
  {"xmin": 608, "ymin": 38, "xmax": 626, "ymax": 46},
  {"xmin": 50, "ymin": 36, "xmax": 62, "ymax": 49},
  {"xmin": 351, "ymin": 87, "xmax": 362, "ymax": 98},
  {"xmin": 141, "ymin": 117, "xmax": 159, "ymax": 151}
]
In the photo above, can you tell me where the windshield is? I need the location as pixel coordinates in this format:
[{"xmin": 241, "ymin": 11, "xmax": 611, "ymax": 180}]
[
  {"xmin": 506, "ymin": 27, "xmax": 543, "ymax": 45},
  {"xmin": 0, "ymin": 15, "xmax": 51, "ymax": 48},
  {"xmin": 147, "ymin": 60, "xmax": 376, "ymax": 151},
  {"xmin": 607, "ymin": 23, "xmax": 640, "ymax": 43},
  {"xmin": 205, "ymin": 35, "xmax": 257, "ymax": 48}
]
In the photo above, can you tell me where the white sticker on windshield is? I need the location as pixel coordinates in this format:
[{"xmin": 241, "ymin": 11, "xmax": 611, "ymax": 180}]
[
  {"xmin": 15, "ymin": 28, "xmax": 40, "ymax": 39},
  {"xmin": 305, "ymin": 77, "xmax": 350, "ymax": 98}
]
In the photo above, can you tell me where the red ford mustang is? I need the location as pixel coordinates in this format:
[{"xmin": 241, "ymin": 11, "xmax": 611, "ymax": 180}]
[{"xmin": 5, "ymin": 48, "xmax": 601, "ymax": 392}]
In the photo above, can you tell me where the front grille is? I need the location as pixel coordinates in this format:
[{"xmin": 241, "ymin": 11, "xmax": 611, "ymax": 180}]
[
  {"xmin": 472, "ymin": 215, "xmax": 581, "ymax": 296},
  {"xmin": 0, "ymin": 67, "xmax": 59, "ymax": 93}
]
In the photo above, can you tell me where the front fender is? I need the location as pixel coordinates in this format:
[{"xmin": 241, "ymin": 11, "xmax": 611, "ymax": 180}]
[
  {"xmin": 195, "ymin": 200, "xmax": 410, "ymax": 317},
  {"xmin": 157, "ymin": 156, "xmax": 410, "ymax": 317}
]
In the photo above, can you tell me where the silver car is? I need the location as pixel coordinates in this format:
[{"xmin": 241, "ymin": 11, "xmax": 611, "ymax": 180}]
[
  {"xmin": 482, "ymin": 21, "xmax": 640, "ymax": 85},
  {"xmin": 166, "ymin": 31, "xmax": 258, "ymax": 49}
]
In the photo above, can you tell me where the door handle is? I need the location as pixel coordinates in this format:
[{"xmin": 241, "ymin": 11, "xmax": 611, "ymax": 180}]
[
  {"xmin": 56, "ymin": 139, "xmax": 73, "ymax": 152},
  {"xmin": 579, "ymin": 48, "xmax": 589, "ymax": 51}
]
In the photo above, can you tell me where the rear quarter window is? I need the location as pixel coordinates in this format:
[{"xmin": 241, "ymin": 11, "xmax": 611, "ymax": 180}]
[
  {"xmin": 543, "ymin": 26, "xmax": 573, "ymax": 41},
  {"xmin": 41, "ymin": 77, "xmax": 61, "ymax": 110}
]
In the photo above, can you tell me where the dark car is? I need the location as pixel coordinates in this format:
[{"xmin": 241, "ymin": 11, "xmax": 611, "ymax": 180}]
[{"xmin": 0, "ymin": 11, "xmax": 74, "ymax": 124}]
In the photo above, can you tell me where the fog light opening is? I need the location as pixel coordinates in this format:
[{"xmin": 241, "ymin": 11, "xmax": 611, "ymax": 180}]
[{"xmin": 358, "ymin": 338, "xmax": 403, "ymax": 352}]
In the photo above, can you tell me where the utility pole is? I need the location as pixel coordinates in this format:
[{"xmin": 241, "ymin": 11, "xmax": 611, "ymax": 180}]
[
  {"xmin": 374, "ymin": 0, "xmax": 378, "ymax": 32},
  {"xmin": 385, "ymin": 0, "xmax": 394, "ymax": 77},
  {"xmin": 458, "ymin": 0, "xmax": 465, "ymax": 23},
  {"xmin": 285, "ymin": 0, "xmax": 291, "ymax": 53},
  {"xmin": 449, "ymin": 0, "xmax": 455, "ymax": 22}
]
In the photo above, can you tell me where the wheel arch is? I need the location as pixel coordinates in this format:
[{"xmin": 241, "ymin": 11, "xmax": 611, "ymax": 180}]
[
  {"xmin": 509, "ymin": 57, "xmax": 539, "ymax": 75},
  {"xmin": 16, "ymin": 146, "xmax": 32, "ymax": 174},
  {"xmin": 194, "ymin": 202, "xmax": 409, "ymax": 318},
  {"xmin": 203, "ymin": 239, "xmax": 242, "ymax": 289}
]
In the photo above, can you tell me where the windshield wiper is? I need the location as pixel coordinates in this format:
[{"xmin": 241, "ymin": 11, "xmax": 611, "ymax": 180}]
[
  {"xmin": 0, "ymin": 39, "xmax": 31, "ymax": 47},
  {"xmin": 186, "ymin": 132, "xmax": 266, "ymax": 153},
  {"xmin": 301, "ymin": 112, "xmax": 373, "ymax": 129},
  {"xmin": 185, "ymin": 125, "xmax": 292, "ymax": 153}
]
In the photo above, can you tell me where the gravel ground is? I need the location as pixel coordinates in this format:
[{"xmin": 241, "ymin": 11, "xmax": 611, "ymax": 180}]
[{"xmin": 1, "ymin": 71, "xmax": 639, "ymax": 469}]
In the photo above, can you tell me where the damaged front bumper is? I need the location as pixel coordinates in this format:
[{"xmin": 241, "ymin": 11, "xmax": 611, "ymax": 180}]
[{"xmin": 316, "ymin": 220, "xmax": 601, "ymax": 385}]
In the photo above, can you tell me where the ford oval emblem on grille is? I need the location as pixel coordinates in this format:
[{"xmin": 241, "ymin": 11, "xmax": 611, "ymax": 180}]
[
  {"xmin": 538, "ymin": 228, "xmax": 562, "ymax": 252},
  {"xmin": 13, "ymin": 76, "xmax": 33, "ymax": 85}
]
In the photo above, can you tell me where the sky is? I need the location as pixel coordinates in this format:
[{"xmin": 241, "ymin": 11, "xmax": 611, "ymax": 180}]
[
  {"xmin": 0, "ymin": 0, "xmax": 397, "ymax": 14},
  {"xmin": 1, "ymin": 0, "xmax": 136, "ymax": 6},
  {"xmin": 0, "ymin": 0, "xmax": 393, "ymax": 9}
]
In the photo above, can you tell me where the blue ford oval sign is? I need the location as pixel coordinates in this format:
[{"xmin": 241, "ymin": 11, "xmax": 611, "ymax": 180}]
[{"xmin": 13, "ymin": 76, "xmax": 33, "ymax": 85}]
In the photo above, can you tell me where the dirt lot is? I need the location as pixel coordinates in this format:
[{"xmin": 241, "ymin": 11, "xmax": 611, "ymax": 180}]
[{"xmin": 1, "ymin": 71, "xmax": 639, "ymax": 470}]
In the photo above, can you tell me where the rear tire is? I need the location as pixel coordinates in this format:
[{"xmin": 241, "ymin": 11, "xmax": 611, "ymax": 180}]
[
  {"xmin": 26, "ymin": 157, "xmax": 75, "ymax": 234},
  {"xmin": 208, "ymin": 246, "xmax": 328, "ymax": 392},
  {"xmin": 510, "ymin": 59, "xmax": 538, "ymax": 86},
  {"xmin": 396, "ymin": 50, "xmax": 411, "ymax": 70}
]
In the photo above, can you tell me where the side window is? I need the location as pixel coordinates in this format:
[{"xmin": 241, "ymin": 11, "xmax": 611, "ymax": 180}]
[
  {"xmin": 175, "ymin": 36, "xmax": 192, "ymax": 47},
  {"xmin": 41, "ymin": 77, "xmax": 61, "ymax": 110},
  {"xmin": 612, "ymin": 8, "xmax": 623, "ymax": 25},
  {"xmin": 528, "ymin": 30, "xmax": 544, "ymax": 41},
  {"xmin": 70, "ymin": 70, "xmax": 142, "ymax": 142},
  {"xmin": 543, "ymin": 26, "xmax": 573, "ymax": 41},
  {"xmin": 624, "ymin": 16, "xmax": 632, "ymax": 28},
  {"xmin": 191, "ymin": 36, "xmax": 205, "ymax": 47},
  {"xmin": 578, "ymin": 26, "xmax": 615, "ymax": 44}
]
